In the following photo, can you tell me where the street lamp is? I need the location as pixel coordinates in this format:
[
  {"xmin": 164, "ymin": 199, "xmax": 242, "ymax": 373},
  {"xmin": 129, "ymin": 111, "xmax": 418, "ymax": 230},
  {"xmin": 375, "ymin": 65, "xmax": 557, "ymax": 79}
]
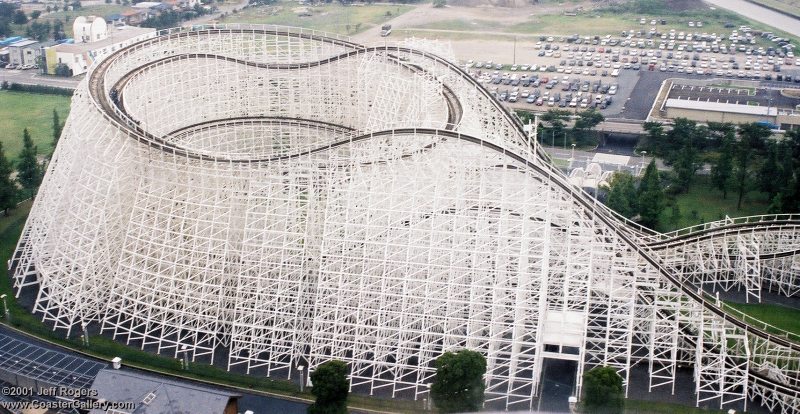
[
  {"xmin": 570, "ymin": 143, "xmax": 576, "ymax": 168},
  {"xmin": 426, "ymin": 383, "xmax": 432, "ymax": 410},
  {"xmin": 0, "ymin": 294, "xmax": 8, "ymax": 321},
  {"xmin": 298, "ymin": 365, "xmax": 305, "ymax": 393},
  {"xmin": 81, "ymin": 322, "xmax": 89, "ymax": 346},
  {"xmin": 180, "ymin": 345, "xmax": 189, "ymax": 370},
  {"xmin": 640, "ymin": 150, "xmax": 647, "ymax": 176}
]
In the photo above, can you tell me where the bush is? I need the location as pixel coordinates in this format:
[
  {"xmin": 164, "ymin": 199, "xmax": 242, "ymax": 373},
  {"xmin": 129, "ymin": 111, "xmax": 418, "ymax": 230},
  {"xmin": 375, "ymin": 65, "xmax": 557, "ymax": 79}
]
[
  {"xmin": 582, "ymin": 366, "xmax": 624, "ymax": 414},
  {"xmin": 54, "ymin": 64, "xmax": 73, "ymax": 77},
  {"xmin": 431, "ymin": 350, "xmax": 486, "ymax": 413},
  {"xmin": 6, "ymin": 83, "xmax": 73, "ymax": 96},
  {"xmin": 309, "ymin": 360, "xmax": 349, "ymax": 414}
]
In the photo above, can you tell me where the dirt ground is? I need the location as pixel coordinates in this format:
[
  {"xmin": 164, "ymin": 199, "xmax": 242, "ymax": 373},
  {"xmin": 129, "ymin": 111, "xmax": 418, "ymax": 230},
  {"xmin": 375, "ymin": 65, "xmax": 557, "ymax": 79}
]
[{"xmin": 353, "ymin": 1, "xmax": 598, "ymax": 63}]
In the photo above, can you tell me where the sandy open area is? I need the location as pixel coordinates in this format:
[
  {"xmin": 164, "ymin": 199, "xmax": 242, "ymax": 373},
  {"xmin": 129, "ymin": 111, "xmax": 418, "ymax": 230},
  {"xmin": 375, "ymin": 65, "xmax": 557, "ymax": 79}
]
[{"xmin": 353, "ymin": 1, "xmax": 597, "ymax": 63}]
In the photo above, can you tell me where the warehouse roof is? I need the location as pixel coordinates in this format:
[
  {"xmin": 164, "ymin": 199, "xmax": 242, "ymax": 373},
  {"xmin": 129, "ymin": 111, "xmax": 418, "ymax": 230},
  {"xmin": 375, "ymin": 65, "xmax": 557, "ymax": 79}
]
[{"xmin": 665, "ymin": 98, "xmax": 778, "ymax": 116}]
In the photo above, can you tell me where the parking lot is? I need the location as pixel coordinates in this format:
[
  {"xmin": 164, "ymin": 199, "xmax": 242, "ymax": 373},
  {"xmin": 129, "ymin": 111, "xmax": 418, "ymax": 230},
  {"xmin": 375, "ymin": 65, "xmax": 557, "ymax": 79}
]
[
  {"xmin": 460, "ymin": 25, "xmax": 800, "ymax": 120},
  {"xmin": 668, "ymin": 83, "xmax": 799, "ymax": 109}
]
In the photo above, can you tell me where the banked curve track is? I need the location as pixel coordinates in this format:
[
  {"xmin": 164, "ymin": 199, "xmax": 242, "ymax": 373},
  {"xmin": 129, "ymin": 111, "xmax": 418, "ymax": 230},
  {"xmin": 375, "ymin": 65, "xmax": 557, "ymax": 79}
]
[{"xmin": 13, "ymin": 25, "xmax": 800, "ymax": 412}]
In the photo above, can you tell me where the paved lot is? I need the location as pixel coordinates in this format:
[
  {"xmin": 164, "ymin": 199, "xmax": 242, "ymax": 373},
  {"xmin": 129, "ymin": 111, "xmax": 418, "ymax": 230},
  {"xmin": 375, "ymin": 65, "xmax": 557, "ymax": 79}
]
[
  {"xmin": 668, "ymin": 82, "xmax": 800, "ymax": 108},
  {"xmin": 0, "ymin": 68, "xmax": 80, "ymax": 89}
]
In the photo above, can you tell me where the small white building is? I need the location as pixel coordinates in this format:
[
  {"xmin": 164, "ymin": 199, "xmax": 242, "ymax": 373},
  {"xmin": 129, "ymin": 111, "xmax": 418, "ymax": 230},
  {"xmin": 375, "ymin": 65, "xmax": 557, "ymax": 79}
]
[{"xmin": 73, "ymin": 16, "xmax": 109, "ymax": 44}]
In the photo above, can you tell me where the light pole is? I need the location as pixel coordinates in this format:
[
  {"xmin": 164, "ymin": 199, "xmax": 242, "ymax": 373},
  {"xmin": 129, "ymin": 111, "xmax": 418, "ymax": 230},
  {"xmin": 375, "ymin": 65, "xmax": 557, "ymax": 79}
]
[
  {"xmin": 0, "ymin": 294, "xmax": 8, "ymax": 322},
  {"xmin": 180, "ymin": 345, "xmax": 189, "ymax": 370},
  {"xmin": 563, "ymin": 131, "xmax": 567, "ymax": 150},
  {"xmin": 640, "ymin": 150, "xmax": 647, "ymax": 176},
  {"xmin": 426, "ymin": 383, "xmax": 432, "ymax": 410},
  {"xmin": 513, "ymin": 36, "xmax": 517, "ymax": 65},
  {"xmin": 570, "ymin": 143, "xmax": 576, "ymax": 168},
  {"xmin": 298, "ymin": 365, "xmax": 305, "ymax": 393},
  {"xmin": 81, "ymin": 322, "xmax": 89, "ymax": 346}
]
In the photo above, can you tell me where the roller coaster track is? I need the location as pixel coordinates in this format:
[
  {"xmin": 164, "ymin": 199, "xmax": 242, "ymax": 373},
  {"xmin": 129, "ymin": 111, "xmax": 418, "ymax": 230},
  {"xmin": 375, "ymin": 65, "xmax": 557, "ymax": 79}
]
[{"xmin": 76, "ymin": 25, "xmax": 800, "ymax": 411}]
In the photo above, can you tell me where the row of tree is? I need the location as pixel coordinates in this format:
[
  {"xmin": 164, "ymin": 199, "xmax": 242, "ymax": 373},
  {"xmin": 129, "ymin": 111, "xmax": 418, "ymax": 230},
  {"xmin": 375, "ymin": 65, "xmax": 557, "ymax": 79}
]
[
  {"xmin": 307, "ymin": 350, "xmax": 487, "ymax": 414},
  {"xmin": 0, "ymin": 2, "xmax": 67, "ymax": 39},
  {"xmin": 606, "ymin": 120, "xmax": 799, "ymax": 231},
  {"xmin": 308, "ymin": 351, "xmax": 625, "ymax": 413},
  {"xmin": 531, "ymin": 108, "xmax": 606, "ymax": 147},
  {"xmin": 0, "ymin": 110, "xmax": 57, "ymax": 215},
  {"xmin": 641, "ymin": 119, "xmax": 799, "ymax": 213}
]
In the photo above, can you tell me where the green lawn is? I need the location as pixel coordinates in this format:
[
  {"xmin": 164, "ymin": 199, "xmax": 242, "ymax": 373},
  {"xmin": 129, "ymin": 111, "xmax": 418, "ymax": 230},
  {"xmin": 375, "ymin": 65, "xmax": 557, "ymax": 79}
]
[
  {"xmin": 221, "ymin": 1, "xmax": 412, "ymax": 35},
  {"xmin": 406, "ymin": 6, "xmax": 798, "ymax": 48},
  {"xmin": 0, "ymin": 91, "xmax": 71, "ymax": 159},
  {"xmin": 625, "ymin": 400, "xmax": 727, "ymax": 413},
  {"xmin": 659, "ymin": 175, "xmax": 769, "ymax": 232},
  {"xmin": 724, "ymin": 302, "xmax": 800, "ymax": 336}
]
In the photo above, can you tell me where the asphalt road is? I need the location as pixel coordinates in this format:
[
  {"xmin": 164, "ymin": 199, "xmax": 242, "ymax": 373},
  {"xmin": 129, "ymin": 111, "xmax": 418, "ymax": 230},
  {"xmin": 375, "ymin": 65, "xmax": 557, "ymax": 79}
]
[
  {"xmin": 0, "ymin": 68, "xmax": 80, "ymax": 89},
  {"xmin": 704, "ymin": 0, "xmax": 800, "ymax": 38}
]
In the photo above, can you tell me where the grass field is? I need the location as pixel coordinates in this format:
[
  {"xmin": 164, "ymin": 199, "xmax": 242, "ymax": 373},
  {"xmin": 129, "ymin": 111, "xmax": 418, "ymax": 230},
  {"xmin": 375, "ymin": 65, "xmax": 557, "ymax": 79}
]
[
  {"xmin": 220, "ymin": 1, "xmax": 412, "ymax": 35},
  {"xmin": 749, "ymin": 0, "xmax": 800, "ymax": 18},
  {"xmin": 659, "ymin": 175, "xmax": 769, "ymax": 231},
  {"xmin": 624, "ymin": 400, "xmax": 728, "ymax": 414},
  {"xmin": 409, "ymin": 6, "xmax": 798, "ymax": 48},
  {"xmin": 724, "ymin": 302, "xmax": 800, "ymax": 336},
  {"xmin": 0, "ymin": 91, "xmax": 71, "ymax": 159}
]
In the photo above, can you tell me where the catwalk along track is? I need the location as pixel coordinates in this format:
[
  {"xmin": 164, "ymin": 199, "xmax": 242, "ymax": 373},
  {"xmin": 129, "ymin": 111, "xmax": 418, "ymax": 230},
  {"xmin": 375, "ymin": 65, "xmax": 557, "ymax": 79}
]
[{"xmin": 10, "ymin": 25, "xmax": 800, "ymax": 412}]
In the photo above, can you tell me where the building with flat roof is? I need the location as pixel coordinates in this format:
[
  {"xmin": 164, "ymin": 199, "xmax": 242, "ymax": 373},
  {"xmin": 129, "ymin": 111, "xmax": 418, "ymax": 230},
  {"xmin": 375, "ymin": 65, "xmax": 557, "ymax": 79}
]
[
  {"xmin": 89, "ymin": 369, "xmax": 240, "ymax": 414},
  {"xmin": 42, "ymin": 25, "xmax": 156, "ymax": 76},
  {"xmin": 8, "ymin": 39, "xmax": 39, "ymax": 67},
  {"xmin": 664, "ymin": 98, "xmax": 800, "ymax": 130}
]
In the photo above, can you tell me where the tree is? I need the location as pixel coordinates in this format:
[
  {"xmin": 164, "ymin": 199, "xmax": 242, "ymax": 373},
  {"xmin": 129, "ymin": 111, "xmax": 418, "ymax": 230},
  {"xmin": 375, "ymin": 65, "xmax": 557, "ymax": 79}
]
[
  {"xmin": 637, "ymin": 160, "xmax": 664, "ymax": 229},
  {"xmin": 12, "ymin": 9, "xmax": 27, "ymax": 24},
  {"xmin": 582, "ymin": 366, "xmax": 624, "ymax": 414},
  {"xmin": 604, "ymin": 171, "xmax": 637, "ymax": 219},
  {"xmin": 640, "ymin": 121, "xmax": 664, "ymax": 155},
  {"xmin": 672, "ymin": 142, "xmax": 698, "ymax": 193},
  {"xmin": 572, "ymin": 108, "xmax": 604, "ymax": 146},
  {"xmin": 53, "ymin": 20, "xmax": 65, "ymax": 40},
  {"xmin": 17, "ymin": 128, "xmax": 43, "ymax": 197},
  {"xmin": 52, "ymin": 109, "xmax": 63, "ymax": 148},
  {"xmin": 431, "ymin": 350, "xmax": 486, "ymax": 413},
  {"xmin": 669, "ymin": 203, "xmax": 682, "ymax": 227},
  {"xmin": 26, "ymin": 21, "xmax": 51, "ymax": 42},
  {"xmin": 734, "ymin": 123, "xmax": 769, "ymax": 209},
  {"xmin": 0, "ymin": 142, "xmax": 17, "ymax": 216},
  {"xmin": 308, "ymin": 360, "xmax": 348, "ymax": 414},
  {"xmin": 433, "ymin": 0, "xmax": 446, "ymax": 7},
  {"xmin": 30, "ymin": 10, "xmax": 41, "ymax": 19},
  {"xmin": 711, "ymin": 127, "xmax": 735, "ymax": 199},
  {"xmin": 540, "ymin": 109, "xmax": 570, "ymax": 146},
  {"xmin": 759, "ymin": 142, "xmax": 781, "ymax": 200},
  {"xmin": 54, "ymin": 63, "xmax": 72, "ymax": 77}
]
